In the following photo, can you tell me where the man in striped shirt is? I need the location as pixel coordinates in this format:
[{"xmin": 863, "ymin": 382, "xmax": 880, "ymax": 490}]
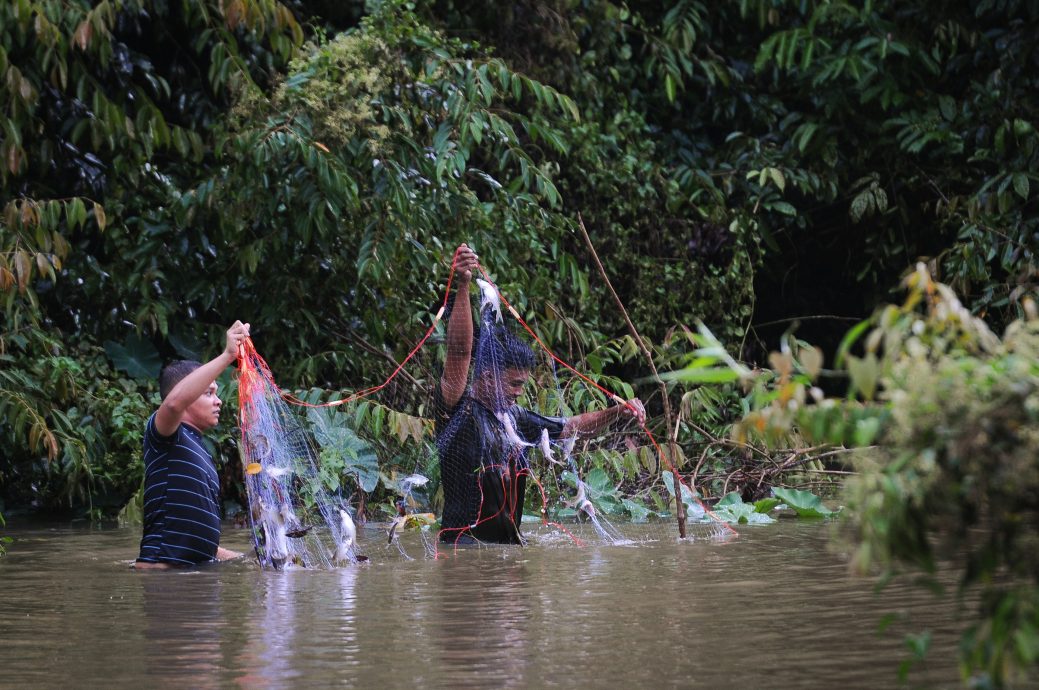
[{"xmin": 134, "ymin": 320, "xmax": 250, "ymax": 569}]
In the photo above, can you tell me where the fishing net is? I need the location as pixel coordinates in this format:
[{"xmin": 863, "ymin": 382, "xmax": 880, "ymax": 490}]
[
  {"xmin": 236, "ymin": 343, "xmax": 366, "ymax": 569},
  {"xmin": 235, "ymin": 250, "xmax": 735, "ymax": 569}
]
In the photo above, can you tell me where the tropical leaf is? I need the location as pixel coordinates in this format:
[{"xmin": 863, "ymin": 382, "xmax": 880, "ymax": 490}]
[
  {"xmin": 772, "ymin": 487, "xmax": 836, "ymax": 518},
  {"xmin": 753, "ymin": 497, "xmax": 782, "ymax": 513},
  {"xmin": 713, "ymin": 492, "xmax": 776, "ymax": 524},
  {"xmin": 103, "ymin": 334, "xmax": 161, "ymax": 380},
  {"xmin": 308, "ymin": 407, "xmax": 380, "ymax": 492}
]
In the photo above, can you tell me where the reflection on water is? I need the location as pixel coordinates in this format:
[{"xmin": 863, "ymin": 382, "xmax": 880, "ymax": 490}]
[
  {"xmin": 140, "ymin": 571, "xmax": 232, "ymax": 687},
  {"xmin": 435, "ymin": 555, "xmax": 533, "ymax": 689},
  {"xmin": 0, "ymin": 520, "xmax": 967, "ymax": 688}
]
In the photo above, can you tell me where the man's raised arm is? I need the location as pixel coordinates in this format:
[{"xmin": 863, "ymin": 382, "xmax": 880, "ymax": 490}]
[
  {"xmin": 154, "ymin": 320, "xmax": 250, "ymax": 436},
  {"xmin": 440, "ymin": 244, "xmax": 479, "ymax": 408}
]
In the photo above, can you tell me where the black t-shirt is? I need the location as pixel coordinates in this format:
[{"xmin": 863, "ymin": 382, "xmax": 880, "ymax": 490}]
[{"xmin": 433, "ymin": 385, "xmax": 566, "ymax": 543}]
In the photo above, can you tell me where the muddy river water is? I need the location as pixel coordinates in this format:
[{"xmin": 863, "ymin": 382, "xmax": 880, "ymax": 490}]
[{"xmin": 0, "ymin": 518, "xmax": 967, "ymax": 688}]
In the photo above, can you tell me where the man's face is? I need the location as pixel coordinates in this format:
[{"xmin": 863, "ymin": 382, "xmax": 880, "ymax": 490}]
[
  {"xmin": 183, "ymin": 382, "xmax": 222, "ymax": 431},
  {"xmin": 475, "ymin": 367, "xmax": 530, "ymax": 410}
]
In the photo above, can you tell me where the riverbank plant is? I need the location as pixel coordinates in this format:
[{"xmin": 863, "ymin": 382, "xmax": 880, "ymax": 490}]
[
  {"xmin": 0, "ymin": 511, "xmax": 9, "ymax": 556},
  {"xmin": 667, "ymin": 265, "xmax": 1039, "ymax": 687}
]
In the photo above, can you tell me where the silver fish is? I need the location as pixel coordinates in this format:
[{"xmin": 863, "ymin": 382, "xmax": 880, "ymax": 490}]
[
  {"xmin": 279, "ymin": 503, "xmax": 311, "ymax": 538},
  {"xmin": 398, "ymin": 473, "xmax": 429, "ymax": 494},
  {"xmin": 559, "ymin": 434, "xmax": 577, "ymax": 461},
  {"xmin": 266, "ymin": 465, "xmax": 293, "ymax": 479},
  {"xmin": 572, "ymin": 480, "xmax": 596, "ymax": 519},
  {"xmin": 475, "ymin": 278, "xmax": 502, "ymax": 322},
  {"xmin": 260, "ymin": 501, "xmax": 289, "ymax": 560},
  {"xmin": 540, "ymin": 428, "xmax": 563, "ymax": 465},
  {"xmin": 280, "ymin": 502, "xmax": 299, "ymax": 526},
  {"xmin": 388, "ymin": 517, "xmax": 406, "ymax": 544},
  {"xmin": 335, "ymin": 508, "xmax": 357, "ymax": 563},
  {"xmin": 388, "ymin": 499, "xmax": 406, "ymax": 544},
  {"xmin": 497, "ymin": 411, "xmax": 533, "ymax": 450}
]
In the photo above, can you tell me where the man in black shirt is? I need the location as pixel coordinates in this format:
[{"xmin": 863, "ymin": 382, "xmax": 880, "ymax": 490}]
[{"xmin": 436, "ymin": 244, "xmax": 644, "ymax": 545}]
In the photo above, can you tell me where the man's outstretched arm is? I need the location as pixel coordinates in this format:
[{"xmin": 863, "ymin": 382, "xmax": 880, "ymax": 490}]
[
  {"xmin": 440, "ymin": 244, "xmax": 479, "ymax": 408},
  {"xmin": 562, "ymin": 398, "xmax": 645, "ymax": 439}
]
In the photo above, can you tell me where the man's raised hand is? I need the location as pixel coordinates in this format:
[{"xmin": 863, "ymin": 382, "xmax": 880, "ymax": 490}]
[
  {"xmin": 453, "ymin": 243, "xmax": 480, "ymax": 283},
  {"xmin": 623, "ymin": 398, "xmax": 646, "ymax": 425},
  {"xmin": 225, "ymin": 320, "xmax": 251, "ymax": 358}
]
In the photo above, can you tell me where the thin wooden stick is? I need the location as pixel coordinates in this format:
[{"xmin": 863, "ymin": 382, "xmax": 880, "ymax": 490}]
[
  {"xmin": 336, "ymin": 328, "xmax": 424, "ymax": 388},
  {"xmin": 576, "ymin": 213, "xmax": 687, "ymax": 538}
]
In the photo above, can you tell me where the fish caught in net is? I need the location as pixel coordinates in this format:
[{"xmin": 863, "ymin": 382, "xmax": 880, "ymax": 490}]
[
  {"xmin": 236, "ymin": 340, "xmax": 366, "ymax": 569},
  {"xmin": 234, "ymin": 248, "xmax": 735, "ymax": 569}
]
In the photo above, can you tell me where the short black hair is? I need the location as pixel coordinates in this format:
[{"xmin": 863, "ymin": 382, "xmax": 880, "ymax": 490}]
[
  {"xmin": 159, "ymin": 360, "xmax": 201, "ymax": 400},
  {"xmin": 474, "ymin": 324, "xmax": 536, "ymax": 376}
]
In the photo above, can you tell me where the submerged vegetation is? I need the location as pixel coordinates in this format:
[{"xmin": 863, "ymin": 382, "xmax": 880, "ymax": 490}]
[{"xmin": 2, "ymin": 0, "xmax": 1038, "ymax": 684}]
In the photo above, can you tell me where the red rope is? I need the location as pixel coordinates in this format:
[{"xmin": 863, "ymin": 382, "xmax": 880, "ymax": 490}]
[
  {"xmin": 235, "ymin": 249, "xmax": 462, "ymax": 410},
  {"xmin": 238, "ymin": 245, "xmax": 736, "ymax": 539}
]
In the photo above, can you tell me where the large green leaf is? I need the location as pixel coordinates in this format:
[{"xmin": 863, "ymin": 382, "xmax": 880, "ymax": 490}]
[
  {"xmin": 772, "ymin": 487, "xmax": 836, "ymax": 518},
  {"xmin": 583, "ymin": 467, "xmax": 614, "ymax": 495},
  {"xmin": 168, "ymin": 331, "xmax": 202, "ymax": 360},
  {"xmin": 352, "ymin": 460, "xmax": 380, "ymax": 494},
  {"xmin": 103, "ymin": 334, "xmax": 161, "ymax": 380},
  {"xmin": 713, "ymin": 492, "xmax": 776, "ymax": 525},
  {"xmin": 657, "ymin": 366, "xmax": 742, "ymax": 384},
  {"xmin": 661, "ymin": 470, "xmax": 698, "ymax": 501},
  {"xmin": 621, "ymin": 498, "xmax": 652, "ymax": 522},
  {"xmin": 753, "ymin": 497, "xmax": 782, "ymax": 513},
  {"xmin": 308, "ymin": 407, "xmax": 380, "ymax": 492},
  {"xmin": 661, "ymin": 471, "xmax": 710, "ymax": 520}
]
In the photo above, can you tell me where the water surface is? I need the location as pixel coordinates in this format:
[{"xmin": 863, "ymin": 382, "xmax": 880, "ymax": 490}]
[{"xmin": 0, "ymin": 519, "xmax": 966, "ymax": 688}]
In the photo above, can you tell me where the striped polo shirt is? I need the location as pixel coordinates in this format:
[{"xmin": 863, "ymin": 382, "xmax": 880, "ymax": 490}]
[{"xmin": 137, "ymin": 412, "xmax": 222, "ymax": 565}]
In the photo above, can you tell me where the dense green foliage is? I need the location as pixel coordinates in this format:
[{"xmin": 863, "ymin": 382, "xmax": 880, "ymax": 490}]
[
  {"xmin": 670, "ymin": 267, "xmax": 1038, "ymax": 686},
  {"xmin": 4, "ymin": 0, "xmax": 1038, "ymax": 516},
  {"xmin": 1, "ymin": 0, "xmax": 304, "ymax": 515},
  {"xmin": 3, "ymin": 0, "xmax": 1038, "ymax": 682},
  {"xmin": 841, "ymin": 273, "xmax": 1039, "ymax": 688},
  {"xmin": 422, "ymin": 0, "xmax": 1039, "ymax": 344}
]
